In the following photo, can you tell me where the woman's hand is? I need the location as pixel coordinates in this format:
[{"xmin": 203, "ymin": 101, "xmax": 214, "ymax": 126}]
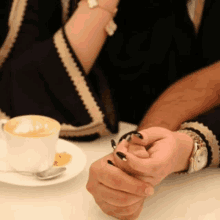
[
  {"xmin": 86, "ymin": 153, "xmax": 154, "ymax": 220},
  {"xmin": 113, "ymin": 127, "xmax": 194, "ymax": 186}
]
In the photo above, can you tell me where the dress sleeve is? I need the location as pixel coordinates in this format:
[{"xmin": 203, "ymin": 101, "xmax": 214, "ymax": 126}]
[
  {"xmin": 0, "ymin": 1, "xmax": 118, "ymax": 141},
  {"xmin": 180, "ymin": 106, "xmax": 220, "ymax": 168}
]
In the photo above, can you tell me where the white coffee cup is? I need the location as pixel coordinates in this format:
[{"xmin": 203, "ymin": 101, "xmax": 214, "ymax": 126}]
[{"xmin": 0, "ymin": 115, "xmax": 60, "ymax": 174}]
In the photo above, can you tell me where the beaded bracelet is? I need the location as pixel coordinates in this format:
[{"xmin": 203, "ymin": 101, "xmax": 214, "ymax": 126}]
[{"xmin": 79, "ymin": 0, "xmax": 118, "ymax": 36}]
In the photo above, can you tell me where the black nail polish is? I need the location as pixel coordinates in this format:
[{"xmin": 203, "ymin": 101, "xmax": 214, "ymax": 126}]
[
  {"xmin": 118, "ymin": 134, "xmax": 127, "ymax": 143},
  {"xmin": 116, "ymin": 152, "xmax": 127, "ymax": 161},
  {"xmin": 118, "ymin": 131, "xmax": 136, "ymax": 143},
  {"xmin": 111, "ymin": 139, "xmax": 116, "ymax": 150},
  {"xmin": 134, "ymin": 132, "xmax": 143, "ymax": 139},
  {"xmin": 107, "ymin": 160, "xmax": 115, "ymax": 166},
  {"xmin": 125, "ymin": 134, "xmax": 132, "ymax": 142}
]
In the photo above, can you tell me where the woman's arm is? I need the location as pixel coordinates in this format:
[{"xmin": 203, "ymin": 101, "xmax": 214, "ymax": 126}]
[
  {"xmin": 0, "ymin": 0, "xmax": 119, "ymax": 140},
  {"xmin": 65, "ymin": 0, "xmax": 119, "ymax": 73}
]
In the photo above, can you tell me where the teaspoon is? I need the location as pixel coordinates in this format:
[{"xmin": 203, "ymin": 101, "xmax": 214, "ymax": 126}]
[
  {"xmin": 34, "ymin": 167, "xmax": 66, "ymax": 180},
  {"xmin": 0, "ymin": 167, "xmax": 66, "ymax": 180}
]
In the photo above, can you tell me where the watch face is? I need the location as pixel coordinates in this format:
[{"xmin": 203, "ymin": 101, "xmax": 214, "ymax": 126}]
[{"xmin": 194, "ymin": 148, "xmax": 208, "ymax": 171}]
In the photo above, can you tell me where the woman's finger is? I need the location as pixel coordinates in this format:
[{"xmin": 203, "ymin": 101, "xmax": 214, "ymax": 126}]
[
  {"xmin": 96, "ymin": 154, "xmax": 155, "ymax": 197},
  {"xmin": 129, "ymin": 133, "xmax": 149, "ymax": 146},
  {"xmin": 129, "ymin": 134, "xmax": 152, "ymax": 156},
  {"xmin": 139, "ymin": 127, "xmax": 172, "ymax": 146},
  {"xmin": 128, "ymin": 143, "xmax": 150, "ymax": 158},
  {"xmin": 114, "ymin": 141, "xmax": 173, "ymax": 180},
  {"xmin": 116, "ymin": 139, "xmax": 150, "ymax": 158},
  {"xmin": 113, "ymin": 146, "xmax": 158, "ymax": 176},
  {"xmin": 129, "ymin": 128, "xmax": 172, "ymax": 153}
]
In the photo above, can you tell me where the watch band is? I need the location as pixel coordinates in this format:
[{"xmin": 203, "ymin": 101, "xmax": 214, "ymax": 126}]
[
  {"xmin": 180, "ymin": 122, "xmax": 218, "ymax": 168},
  {"xmin": 176, "ymin": 129, "xmax": 209, "ymax": 174}
]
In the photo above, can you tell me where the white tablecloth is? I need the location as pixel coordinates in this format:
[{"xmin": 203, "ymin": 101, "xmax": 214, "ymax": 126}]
[{"xmin": 0, "ymin": 122, "xmax": 220, "ymax": 220}]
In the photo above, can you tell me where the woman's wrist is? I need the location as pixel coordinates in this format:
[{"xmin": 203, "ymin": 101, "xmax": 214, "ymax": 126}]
[
  {"xmin": 65, "ymin": 0, "xmax": 116, "ymax": 73},
  {"xmin": 77, "ymin": 0, "xmax": 118, "ymax": 36},
  {"xmin": 80, "ymin": 0, "xmax": 119, "ymax": 14}
]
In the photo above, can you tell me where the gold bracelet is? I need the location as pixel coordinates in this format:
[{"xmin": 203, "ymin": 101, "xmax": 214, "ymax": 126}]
[{"xmin": 79, "ymin": 0, "xmax": 118, "ymax": 36}]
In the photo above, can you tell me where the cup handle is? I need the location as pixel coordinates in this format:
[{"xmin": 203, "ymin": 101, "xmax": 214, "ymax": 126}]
[{"xmin": 0, "ymin": 119, "xmax": 8, "ymax": 140}]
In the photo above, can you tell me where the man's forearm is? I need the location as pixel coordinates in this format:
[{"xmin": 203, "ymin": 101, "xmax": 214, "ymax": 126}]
[{"xmin": 138, "ymin": 61, "xmax": 220, "ymax": 131}]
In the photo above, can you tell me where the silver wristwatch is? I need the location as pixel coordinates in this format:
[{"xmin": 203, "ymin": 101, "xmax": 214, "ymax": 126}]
[{"xmin": 177, "ymin": 129, "xmax": 208, "ymax": 174}]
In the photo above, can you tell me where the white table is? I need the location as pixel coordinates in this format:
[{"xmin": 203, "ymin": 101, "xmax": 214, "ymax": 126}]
[{"xmin": 0, "ymin": 122, "xmax": 220, "ymax": 220}]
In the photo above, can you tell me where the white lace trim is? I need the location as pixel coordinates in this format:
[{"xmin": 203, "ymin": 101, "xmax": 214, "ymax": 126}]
[
  {"xmin": 0, "ymin": 0, "xmax": 28, "ymax": 68},
  {"xmin": 53, "ymin": 28, "xmax": 110, "ymax": 137},
  {"xmin": 180, "ymin": 121, "xmax": 219, "ymax": 168},
  {"xmin": 60, "ymin": 123, "xmax": 109, "ymax": 137},
  {"xmin": 0, "ymin": 109, "xmax": 10, "ymax": 120}
]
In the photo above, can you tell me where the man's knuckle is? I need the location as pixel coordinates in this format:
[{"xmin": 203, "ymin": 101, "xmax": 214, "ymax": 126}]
[
  {"xmin": 124, "ymin": 205, "xmax": 139, "ymax": 216},
  {"xmin": 110, "ymin": 176, "xmax": 123, "ymax": 188},
  {"xmin": 151, "ymin": 165, "xmax": 159, "ymax": 173},
  {"xmin": 121, "ymin": 194, "xmax": 131, "ymax": 204},
  {"xmin": 89, "ymin": 165, "xmax": 96, "ymax": 176},
  {"xmin": 154, "ymin": 177, "xmax": 163, "ymax": 186},
  {"xmin": 158, "ymin": 169, "xmax": 165, "ymax": 177},
  {"xmin": 129, "ymin": 162, "xmax": 140, "ymax": 172},
  {"xmin": 99, "ymin": 203, "xmax": 114, "ymax": 216},
  {"xmin": 105, "ymin": 210, "xmax": 115, "ymax": 217},
  {"xmin": 86, "ymin": 183, "xmax": 93, "ymax": 193},
  {"xmin": 113, "ymin": 205, "xmax": 136, "ymax": 216},
  {"xmin": 135, "ymin": 184, "xmax": 146, "ymax": 195}
]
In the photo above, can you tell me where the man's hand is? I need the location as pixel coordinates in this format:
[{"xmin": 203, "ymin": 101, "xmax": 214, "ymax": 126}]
[
  {"xmin": 113, "ymin": 127, "xmax": 194, "ymax": 186},
  {"xmin": 86, "ymin": 153, "xmax": 154, "ymax": 220}
]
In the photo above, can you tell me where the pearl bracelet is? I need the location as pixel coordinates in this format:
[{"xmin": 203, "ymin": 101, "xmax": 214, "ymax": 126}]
[{"xmin": 79, "ymin": 0, "xmax": 118, "ymax": 36}]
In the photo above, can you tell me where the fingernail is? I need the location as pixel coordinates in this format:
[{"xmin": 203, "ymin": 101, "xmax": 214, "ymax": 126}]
[
  {"xmin": 107, "ymin": 160, "xmax": 115, "ymax": 166},
  {"xmin": 118, "ymin": 131, "xmax": 135, "ymax": 143},
  {"xmin": 111, "ymin": 139, "xmax": 116, "ymax": 150},
  {"xmin": 126, "ymin": 134, "xmax": 132, "ymax": 142},
  {"xmin": 116, "ymin": 152, "xmax": 127, "ymax": 161},
  {"xmin": 118, "ymin": 134, "xmax": 127, "ymax": 143},
  {"xmin": 145, "ymin": 188, "xmax": 154, "ymax": 196},
  {"xmin": 134, "ymin": 132, "xmax": 143, "ymax": 139}
]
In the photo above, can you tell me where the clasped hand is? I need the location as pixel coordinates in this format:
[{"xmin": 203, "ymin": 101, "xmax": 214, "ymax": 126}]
[
  {"xmin": 113, "ymin": 127, "xmax": 194, "ymax": 186},
  {"xmin": 86, "ymin": 127, "xmax": 193, "ymax": 219}
]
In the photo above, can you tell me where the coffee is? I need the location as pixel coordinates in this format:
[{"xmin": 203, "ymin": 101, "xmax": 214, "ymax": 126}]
[
  {"xmin": 4, "ymin": 115, "xmax": 60, "ymax": 137},
  {"xmin": 0, "ymin": 115, "xmax": 61, "ymax": 174}
]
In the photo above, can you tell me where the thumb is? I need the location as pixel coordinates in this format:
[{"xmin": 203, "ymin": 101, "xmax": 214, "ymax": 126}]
[
  {"xmin": 138, "ymin": 127, "xmax": 172, "ymax": 148},
  {"xmin": 129, "ymin": 127, "xmax": 171, "ymax": 154},
  {"xmin": 128, "ymin": 134, "xmax": 150, "ymax": 158},
  {"xmin": 113, "ymin": 139, "xmax": 152, "ymax": 176}
]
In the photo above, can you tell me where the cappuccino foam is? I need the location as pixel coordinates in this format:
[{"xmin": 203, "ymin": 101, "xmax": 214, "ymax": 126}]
[{"xmin": 4, "ymin": 115, "xmax": 60, "ymax": 137}]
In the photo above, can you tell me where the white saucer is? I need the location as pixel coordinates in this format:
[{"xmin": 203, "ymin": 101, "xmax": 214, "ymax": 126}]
[{"xmin": 0, "ymin": 138, "xmax": 87, "ymax": 187}]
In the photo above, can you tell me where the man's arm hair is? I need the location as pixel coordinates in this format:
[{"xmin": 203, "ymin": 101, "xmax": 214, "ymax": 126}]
[{"xmin": 138, "ymin": 61, "xmax": 220, "ymax": 131}]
